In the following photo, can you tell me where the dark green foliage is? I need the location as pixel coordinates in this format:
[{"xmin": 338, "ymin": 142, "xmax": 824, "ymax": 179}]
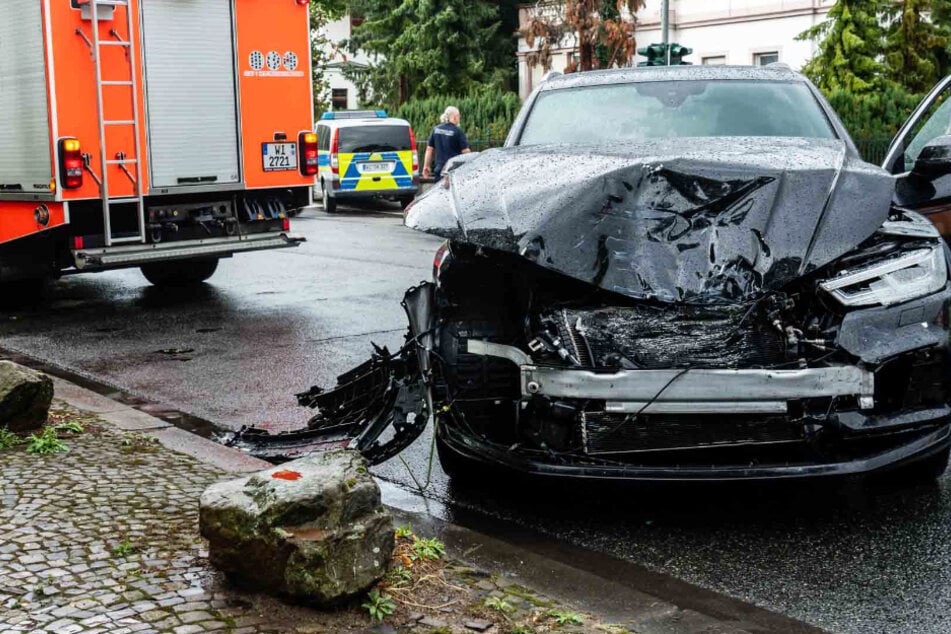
[
  {"xmin": 825, "ymin": 84, "xmax": 924, "ymax": 140},
  {"xmin": 394, "ymin": 90, "xmax": 522, "ymax": 147},
  {"xmin": 347, "ymin": 0, "xmax": 503, "ymax": 110},
  {"xmin": 884, "ymin": 0, "xmax": 949, "ymax": 93},
  {"xmin": 797, "ymin": 0, "xmax": 887, "ymax": 93}
]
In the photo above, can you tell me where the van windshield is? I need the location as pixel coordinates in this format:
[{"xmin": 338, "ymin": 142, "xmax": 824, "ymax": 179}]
[
  {"xmin": 338, "ymin": 126, "xmax": 411, "ymax": 153},
  {"xmin": 518, "ymin": 80, "xmax": 837, "ymax": 145}
]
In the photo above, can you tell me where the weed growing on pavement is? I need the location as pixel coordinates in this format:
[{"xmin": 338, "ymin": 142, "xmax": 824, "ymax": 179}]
[
  {"xmin": 395, "ymin": 524, "xmax": 414, "ymax": 540},
  {"xmin": 548, "ymin": 608, "xmax": 584, "ymax": 625},
  {"xmin": 484, "ymin": 596, "xmax": 515, "ymax": 613},
  {"xmin": 410, "ymin": 536, "xmax": 445, "ymax": 561},
  {"xmin": 0, "ymin": 428, "xmax": 21, "ymax": 449},
  {"xmin": 120, "ymin": 432, "xmax": 160, "ymax": 453},
  {"xmin": 362, "ymin": 588, "xmax": 396, "ymax": 621},
  {"xmin": 53, "ymin": 420, "xmax": 84, "ymax": 434},
  {"xmin": 508, "ymin": 626, "xmax": 535, "ymax": 634},
  {"xmin": 25, "ymin": 427, "xmax": 68, "ymax": 454},
  {"xmin": 111, "ymin": 540, "xmax": 138, "ymax": 557}
]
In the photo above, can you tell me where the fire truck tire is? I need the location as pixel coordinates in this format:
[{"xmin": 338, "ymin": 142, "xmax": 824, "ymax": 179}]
[
  {"xmin": 321, "ymin": 181, "xmax": 337, "ymax": 214},
  {"xmin": 140, "ymin": 258, "xmax": 219, "ymax": 287}
]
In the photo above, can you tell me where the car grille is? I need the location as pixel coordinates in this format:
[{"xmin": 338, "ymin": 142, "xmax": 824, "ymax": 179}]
[
  {"xmin": 552, "ymin": 304, "xmax": 787, "ymax": 369},
  {"xmin": 582, "ymin": 411, "xmax": 804, "ymax": 454}
]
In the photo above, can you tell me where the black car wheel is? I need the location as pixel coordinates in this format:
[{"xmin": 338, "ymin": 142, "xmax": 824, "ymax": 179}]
[
  {"xmin": 140, "ymin": 258, "xmax": 219, "ymax": 287},
  {"xmin": 322, "ymin": 181, "xmax": 337, "ymax": 213},
  {"xmin": 399, "ymin": 196, "xmax": 415, "ymax": 211}
]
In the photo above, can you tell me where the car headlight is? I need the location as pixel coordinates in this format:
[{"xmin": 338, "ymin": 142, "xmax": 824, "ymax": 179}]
[{"xmin": 819, "ymin": 245, "xmax": 947, "ymax": 307}]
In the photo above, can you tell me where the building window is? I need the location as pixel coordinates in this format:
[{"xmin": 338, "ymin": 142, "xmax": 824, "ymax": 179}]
[
  {"xmin": 702, "ymin": 56, "xmax": 727, "ymax": 66},
  {"xmin": 332, "ymin": 88, "xmax": 348, "ymax": 111},
  {"xmin": 754, "ymin": 52, "xmax": 780, "ymax": 66}
]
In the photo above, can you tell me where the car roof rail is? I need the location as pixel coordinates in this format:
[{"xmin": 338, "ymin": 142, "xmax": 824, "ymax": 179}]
[{"xmin": 541, "ymin": 71, "xmax": 563, "ymax": 82}]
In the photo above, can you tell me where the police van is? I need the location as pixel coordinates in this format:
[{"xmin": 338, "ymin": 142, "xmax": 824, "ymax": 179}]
[{"xmin": 315, "ymin": 111, "xmax": 419, "ymax": 213}]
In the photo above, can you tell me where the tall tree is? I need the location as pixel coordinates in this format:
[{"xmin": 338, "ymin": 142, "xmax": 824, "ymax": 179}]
[
  {"xmin": 521, "ymin": 1, "xmax": 644, "ymax": 74},
  {"xmin": 797, "ymin": 0, "xmax": 887, "ymax": 93},
  {"xmin": 884, "ymin": 0, "xmax": 948, "ymax": 93},
  {"xmin": 930, "ymin": 0, "xmax": 951, "ymax": 79},
  {"xmin": 346, "ymin": 0, "xmax": 502, "ymax": 110}
]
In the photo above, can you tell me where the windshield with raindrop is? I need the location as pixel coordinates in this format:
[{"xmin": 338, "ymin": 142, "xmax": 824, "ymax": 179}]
[{"xmin": 518, "ymin": 80, "xmax": 837, "ymax": 145}]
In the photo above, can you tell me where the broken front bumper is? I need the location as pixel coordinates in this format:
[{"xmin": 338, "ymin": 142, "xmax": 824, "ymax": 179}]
[{"xmin": 451, "ymin": 339, "xmax": 951, "ymax": 480}]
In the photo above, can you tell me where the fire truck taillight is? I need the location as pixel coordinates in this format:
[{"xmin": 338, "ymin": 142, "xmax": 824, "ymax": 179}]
[
  {"xmin": 58, "ymin": 138, "xmax": 83, "ymax": 190},
  {"xmin": 299, "ymin": 132, "xmax": 318, "ymax": 176}
]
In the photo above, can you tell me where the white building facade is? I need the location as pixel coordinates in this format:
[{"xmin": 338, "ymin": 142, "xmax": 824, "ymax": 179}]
[
  {"xmin": 319, "ymin": 15, "xmax": 369, "ymax": 112},
  {"xmin": 518, "ymin": 0, "xmax": 835, "ymax": 99}
]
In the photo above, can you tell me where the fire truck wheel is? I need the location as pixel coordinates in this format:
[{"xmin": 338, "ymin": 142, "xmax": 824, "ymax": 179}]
[
  {"xmin": 321, "ymin": 181, "xmax": 337, "ymax": 214},
  {"xmin": 140, "ymin": 258, "xmax": 219, "ymax": 287}
]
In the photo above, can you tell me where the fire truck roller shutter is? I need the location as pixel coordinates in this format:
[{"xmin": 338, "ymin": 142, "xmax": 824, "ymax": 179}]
[
  {"xmin": 0, "ymin": 3, "xmax": 52, "ymax": 194},
  {"xmin": 141, "ymin": 0, "xmax": 240, "ymax": 188}
]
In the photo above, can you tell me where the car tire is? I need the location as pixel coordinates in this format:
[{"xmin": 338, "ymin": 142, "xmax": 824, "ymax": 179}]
[
  {"xmin": 140, "ymin": 258, "xmax": 219, "ymax": 287},
  {"xmin": 321, "ymin": 181, "xmax": 337, "ymax": 214},
  {"xmin": 399, "ymin": 196, "xmax": 415, "ymax": 211},
  {"xmin": 899, "ymin": 446, "xmax": 950, "ymax": 483}
]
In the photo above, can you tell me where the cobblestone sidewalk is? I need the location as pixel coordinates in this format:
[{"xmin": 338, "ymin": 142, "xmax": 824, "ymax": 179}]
[{"xmin": 0, "ymin": 403, "xmax": 378, "ymax": 634}]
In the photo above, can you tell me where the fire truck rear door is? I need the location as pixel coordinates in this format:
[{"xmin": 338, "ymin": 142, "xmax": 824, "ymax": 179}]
[
  {"xmin": 0, "ymin": 3, "xmax": 51, "ymax": 194},
  {"xmin": 141, "ymin": 0, "xmax": 241, "ymax": 188}
]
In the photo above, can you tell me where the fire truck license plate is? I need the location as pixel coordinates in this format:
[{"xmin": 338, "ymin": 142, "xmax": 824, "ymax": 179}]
[{"xmin": 262, "ymin": 143, "xmax": 297, "ymax": 172}]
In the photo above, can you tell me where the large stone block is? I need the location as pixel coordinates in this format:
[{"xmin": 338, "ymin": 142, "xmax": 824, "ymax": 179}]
[
  {"xmin": 0, "ymin": 361, "xmax": 53, "ymax": 432},
  {"xmin": 199, "ymin": 450, "xmax": 394, "ymax": 605}
]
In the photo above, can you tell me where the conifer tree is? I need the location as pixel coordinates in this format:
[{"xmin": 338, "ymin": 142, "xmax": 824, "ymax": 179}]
[
  {"xmin": 347, "ymin": 0, "xmax": 501, "ymax": 110},
  {"xmin": 797, "ymin": 0, "xmax": 887, "ymax": 93},
  {"xmin": 884, "ymin": 0, "xmax": 948, "ymax": 93}
]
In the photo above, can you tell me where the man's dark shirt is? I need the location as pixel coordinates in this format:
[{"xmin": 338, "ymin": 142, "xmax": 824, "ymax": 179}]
[{"xmin": 428, "ymin": 123, "xmax": 470, "ymax": 177}]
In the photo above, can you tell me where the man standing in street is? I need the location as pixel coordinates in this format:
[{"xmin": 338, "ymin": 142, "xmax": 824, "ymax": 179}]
[{"xmin": 423, "ymin": 106, "xmax": 471, "ymax": 180}]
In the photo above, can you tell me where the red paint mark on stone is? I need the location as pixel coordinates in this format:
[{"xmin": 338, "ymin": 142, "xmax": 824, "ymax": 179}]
[{"xmin": 272, "ymin": 470, "xmax": 302, "ymax": 481}]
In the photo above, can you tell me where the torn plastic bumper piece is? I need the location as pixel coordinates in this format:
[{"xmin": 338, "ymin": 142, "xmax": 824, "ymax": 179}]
[{"xmin": 224, "ymin": 284, "xmax": 436, "ymax": 464}]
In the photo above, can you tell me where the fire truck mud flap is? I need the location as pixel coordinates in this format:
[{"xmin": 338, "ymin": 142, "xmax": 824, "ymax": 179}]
[
  {"xmin": 224, "ymin": 284, "xmax": 434, "ymax": 464},
  {"xmin": 71, "ymin": 232, "xmax": 305, "ymax": 271}
]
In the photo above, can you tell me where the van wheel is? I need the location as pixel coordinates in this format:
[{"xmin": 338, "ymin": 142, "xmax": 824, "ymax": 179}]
[
  {"xmin": 140, "ymin": 258, "xmax": 219, "ymax": 287},
  {"xmin": 399, "ymin": 196, "xmax": 415, "ymax": 211},
  {"xmin": 321, "ymin": 182, "xmax": 337, "ymax": 213}
]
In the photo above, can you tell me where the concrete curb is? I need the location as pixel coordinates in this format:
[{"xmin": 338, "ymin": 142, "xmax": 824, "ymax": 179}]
[
  {"xmin": 47, "ymin": 369, "xmax": 824, "ymax": 634},
  {"xmin": 51, "ymin": 376, "xmax": 270, "ymax": 474}
]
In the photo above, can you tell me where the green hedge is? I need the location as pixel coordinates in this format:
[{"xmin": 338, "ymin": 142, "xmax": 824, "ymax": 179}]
[
  {"xmin": 825, "ymin": 85, "xmax": 924, "ymax": 140},
  {"xmin": 394, "ymin": 90, "xmax": 522, "ymax": 147}
]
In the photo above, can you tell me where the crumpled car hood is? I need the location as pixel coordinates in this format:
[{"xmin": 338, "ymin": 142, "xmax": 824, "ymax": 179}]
[{"xmin": 405, "ymin": 137, "xmax": 895, "ymax": 303}]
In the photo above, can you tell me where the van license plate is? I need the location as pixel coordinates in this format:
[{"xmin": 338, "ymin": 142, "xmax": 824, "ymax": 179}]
[
  {"xmin": 262, "ymin": 143, "xmax": 297, "ymax": 172},
  {"xmin": 359, "ymin": 162, "xmax": 395, "ymax": 174}
]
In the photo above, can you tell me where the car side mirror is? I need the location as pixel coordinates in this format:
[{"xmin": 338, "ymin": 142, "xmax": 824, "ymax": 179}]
[{"xmin": 913, "ymin": 135, "xmax": 951, "ymax": 179}]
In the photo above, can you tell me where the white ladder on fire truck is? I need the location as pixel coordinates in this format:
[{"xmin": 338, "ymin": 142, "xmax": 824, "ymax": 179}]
[{"xmin": 83, "ymin": 0, "xmax": 146, "ymax": 246}]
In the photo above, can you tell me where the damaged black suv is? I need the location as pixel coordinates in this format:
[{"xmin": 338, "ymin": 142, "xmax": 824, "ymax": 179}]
[{"xmin": 235, "ymin": 66, "xmax": 951, "ymax": 482}]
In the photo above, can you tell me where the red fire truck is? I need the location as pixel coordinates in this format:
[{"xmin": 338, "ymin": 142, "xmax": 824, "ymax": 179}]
[{"xmin": 0, "ymin": 0, "xmax": 315, "ymax": 286}]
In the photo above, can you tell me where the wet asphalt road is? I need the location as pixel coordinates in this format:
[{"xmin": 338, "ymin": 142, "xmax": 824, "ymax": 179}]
[{"xmin": 3, "ymin": 204, "xmax": 951, "ymax": 634}]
